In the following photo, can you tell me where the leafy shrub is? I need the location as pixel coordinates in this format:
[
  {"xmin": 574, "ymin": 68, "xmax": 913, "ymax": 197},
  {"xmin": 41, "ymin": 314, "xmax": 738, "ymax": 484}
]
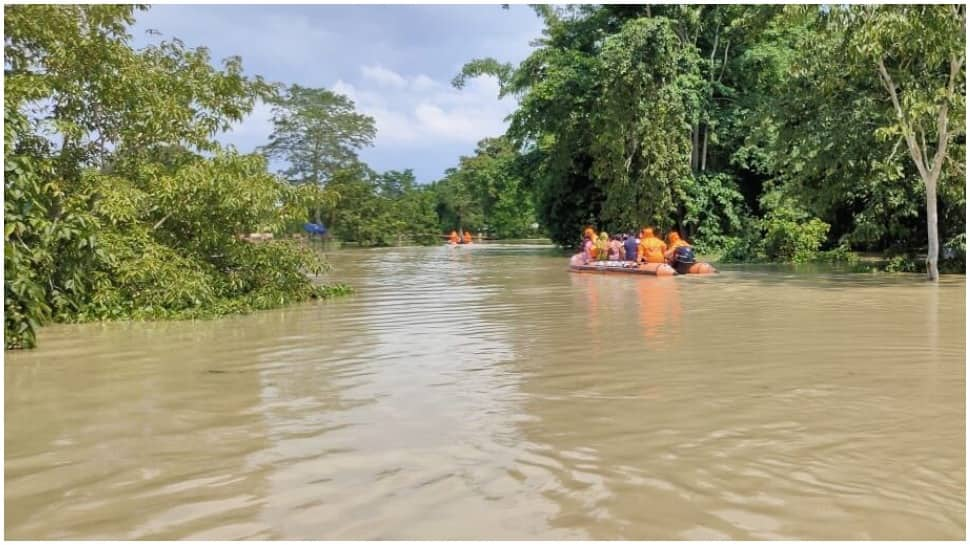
[
  {"xmin": 718, "ymin": 233, "xmax": 766, "ymax": 263},
  {"xmin": 4, "ymin": 5, "xmax": 354, "ymax": 348},
  {"xmin": 675, "ymin": 173, "xmax": 748, "ymax": 254},
  {"xmin": 883, "ymin": 254, "xmax": 921, "ymax": 273},
  {"xmin": 812, "ymin": 244, "xmax": 859, "ymax": 264},
  {"xmin": 763, "ymin": 214, "xmax": 829, "ymax": 263}
]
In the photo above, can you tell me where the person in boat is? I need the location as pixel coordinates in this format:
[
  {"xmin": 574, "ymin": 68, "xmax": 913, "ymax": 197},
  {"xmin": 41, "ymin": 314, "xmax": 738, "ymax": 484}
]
[
  {"xmin": 664, "ymin": 231, "xmax": 690, "ymax": 260},
  {"xmin": 462, "ymin": 230, "xmax": 473, "ymax": 244},
  {"xmin": 582, "ymin": 227, "xmax": 597, "ymax": 261},
  {"xmin": 665, "ymin": 231, "xmax": 699, "ymax": 274},
  {"xmin": 623, "ymin": 232, "xmax": 640, "ymax": 263},
  {"xmin": 637, "ymin": 227, "xmax": 667, "ymax": 264},
  {"xmin": 608, "ymin": 234, "xmax": 624, "ymax": 261},
  {"xmin": 594, "ymin": 231, "xmax": 610, "ymax": 261},
  {"xmin": 448, "ymin": 230, "xmax": 460, "ymax": 244}
]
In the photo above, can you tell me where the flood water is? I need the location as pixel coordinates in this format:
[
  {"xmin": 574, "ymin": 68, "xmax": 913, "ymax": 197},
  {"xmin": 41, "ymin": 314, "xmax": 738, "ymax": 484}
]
[{"xmin": 5, "ymin": 243, "xmax": 966, "ymax": 539}]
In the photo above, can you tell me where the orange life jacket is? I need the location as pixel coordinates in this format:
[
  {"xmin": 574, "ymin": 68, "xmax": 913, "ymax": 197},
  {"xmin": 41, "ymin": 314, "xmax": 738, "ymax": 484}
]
[{"xmin": 638, "ymin": 236, "xmax": 667, "ymax": 263}]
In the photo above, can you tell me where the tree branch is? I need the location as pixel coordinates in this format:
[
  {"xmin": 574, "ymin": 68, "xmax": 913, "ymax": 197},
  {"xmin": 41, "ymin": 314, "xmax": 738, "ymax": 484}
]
[
  {"xmin": 719, "ymin": 40, "xmax": 731, "ymax": 83},
  {"xmin": 929, "ymin": 54, "xmax": 963, "ymax": 181},
  {"xmin": 153, "ymin": 212, "xmax": 172, "ymax": 230},
  {"xmin": 919, "ymin": 124, "xmax": 929, "ymax": 167},
  {"xmin": 877, "ymin": 56, "xmax": 928, "ymax": 178}
]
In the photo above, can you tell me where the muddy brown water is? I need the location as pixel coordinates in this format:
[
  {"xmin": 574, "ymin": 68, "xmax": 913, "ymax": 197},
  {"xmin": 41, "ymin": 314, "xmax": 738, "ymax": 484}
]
[{"xmin": 5, "ymin": 244, "xmax": 965, "ymax": 539}]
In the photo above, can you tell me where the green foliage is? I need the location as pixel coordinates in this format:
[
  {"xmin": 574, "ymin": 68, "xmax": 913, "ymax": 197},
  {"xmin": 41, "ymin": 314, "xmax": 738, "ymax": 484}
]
[
  {"xmin": 719, "ymin": 233, "xmax": 766, "ymax": 264},
  {"xmin": 882, "ymin": 254, "xmax": 922, "ymax": 274},
  {"xmin": 813, "ymin": 245, "xmax": 860, "ymax": 265},
  {"xmin": 763, "ymin": 214, "xmax": 829, "ymax": 264},
  {"xmin": 256, "ymin": 84, "xmax": 441, "ymax": 246},
  {"xmin": 260, "ymin": 85, "xmax": 376, "ymax": 186},
  {"xmin": 318, "ymin": 167, "xmax": 440, "ymax": 246},
  {"xmin": 592, "ymin": 16, "xmax": 701, "ymax": 231},
  {"xmin": 672, "ymin": 173, "xmax": 748, "ymax": 254},
  {"xmin": 454, "ymin": 4, "xmax": 964, "ymax": 267},
  {"xmin": 431, "ymin": 137, "xmax": 538, "ymax": 239},
  {"xmin": 4, "ymin": 5, "xmax": 348, "ymax": 349}
]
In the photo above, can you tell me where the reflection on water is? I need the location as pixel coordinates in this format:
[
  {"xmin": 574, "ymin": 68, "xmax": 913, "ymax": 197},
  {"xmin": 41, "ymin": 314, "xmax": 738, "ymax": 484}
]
[{"xmin": 5, "ymin": 244, "xmax": 966, "ymax": 539}]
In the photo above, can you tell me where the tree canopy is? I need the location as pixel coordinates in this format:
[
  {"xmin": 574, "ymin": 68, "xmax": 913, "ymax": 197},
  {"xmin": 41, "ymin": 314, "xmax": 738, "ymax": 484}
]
[
  {"xmin": 454, "ymin": 4, "xmax": 965, "ymax": 275},
  {"xmin": 260, "ymin": 85, "xmax": 377, "ymax": 185}
]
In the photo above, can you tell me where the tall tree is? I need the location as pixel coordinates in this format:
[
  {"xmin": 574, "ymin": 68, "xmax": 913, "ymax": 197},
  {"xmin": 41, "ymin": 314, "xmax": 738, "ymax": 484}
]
[
  {"xmin": 260, "ymin": 85, "xmax": 376, "ymax": 186},
  {"xmin": 845, "ymin": 5, "xmax": 966, "ymax": 280},
  {"xmin": 769, "ymin": 5, "xmax": 966, "ymax": 277}
]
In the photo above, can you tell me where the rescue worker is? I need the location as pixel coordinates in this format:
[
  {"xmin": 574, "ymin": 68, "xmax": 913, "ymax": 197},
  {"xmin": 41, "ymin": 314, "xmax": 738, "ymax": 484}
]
[
  {"xmin": 637, "ymin": 227, "xmax": 667, "ymax": 264},
  {"xmin": 665, "ymin": 231, "xmax": 697, "ymax": 274},
  {"xmin": 594, "ymin": 231, "xmax": 610, "ymax": 261}
]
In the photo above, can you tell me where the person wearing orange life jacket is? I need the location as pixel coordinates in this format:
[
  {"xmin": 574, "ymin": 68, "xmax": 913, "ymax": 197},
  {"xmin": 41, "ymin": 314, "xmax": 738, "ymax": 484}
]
[
  {"xmin": 462, "ymin": 230, "xmax": 473, "ymax": 244},
  {"xmin": 664, "ymin": 230, "xmax": 696, "ymax": 273},
  {"xmin": 665, "ymin": 231, "xmax": 690, "ymax": 259},
  {"xmin": 448, "ymin": 230, "xmax": 460, "ymax": 244},
  {"xmin": 637, "ymin": 227, "xmax": 667, "ymax": 264}
]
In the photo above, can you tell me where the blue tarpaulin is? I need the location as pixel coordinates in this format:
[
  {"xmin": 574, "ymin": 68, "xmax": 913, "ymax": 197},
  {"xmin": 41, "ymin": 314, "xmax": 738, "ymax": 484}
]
[{"xmin": 303, "ymin": 223, "xmax": 327, "ymax": 235}]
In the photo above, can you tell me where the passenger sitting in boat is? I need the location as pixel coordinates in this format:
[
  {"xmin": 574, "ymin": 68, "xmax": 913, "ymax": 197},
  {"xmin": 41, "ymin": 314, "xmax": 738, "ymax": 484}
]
[
  {"xmin": 595, "ymin": 231, "xmax": 610, "ymax": 260},
  {"xmin": 637, "ymin": 227, "xmax": 667, "ymax": 264},
  {"xmin": 462, "ymin": 230, "xmax": 473, "ymax": 244},
  {"xmin": 608, "ymin": 234, "xmax": 623, "ymax": 261},
  {"xmin": 623, "ymin": 232, "xmax": 639, "ymax": 262},
  {"xmin": 448, "ymin": 230, "xmax": 460, "ymax": 244},
  {"xmin": 665, "ymin": 231, "xmax": 697, "ymax": 274},
  {"xmin": 583, "ymin": 227, "xmax": 597, "ymax": 261}
]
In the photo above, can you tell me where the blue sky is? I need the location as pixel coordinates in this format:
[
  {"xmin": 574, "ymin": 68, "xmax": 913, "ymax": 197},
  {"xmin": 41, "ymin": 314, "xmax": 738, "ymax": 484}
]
[{"xmin": 129, "ymin": 5, "xmax": 545, "ymax": 183}]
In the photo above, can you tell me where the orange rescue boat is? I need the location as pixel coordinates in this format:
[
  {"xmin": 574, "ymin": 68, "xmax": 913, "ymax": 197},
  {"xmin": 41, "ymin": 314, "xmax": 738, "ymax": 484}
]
[{"xmin": 568, "ymin": 254, "xmax": 717, "ymax": 276}]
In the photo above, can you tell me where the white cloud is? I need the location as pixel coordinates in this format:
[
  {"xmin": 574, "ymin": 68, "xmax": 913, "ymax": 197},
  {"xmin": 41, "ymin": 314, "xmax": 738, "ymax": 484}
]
[
  {"xmin": 410, "ymin": 74, "xmax": 437, "ymax": 92},
  {"xmin": 361, "ymin": 64, "xmax": 408, "ymax": 88},
  {"xmin": 328, "ymin": 68, "xmax": 512, "ymax": 148}
]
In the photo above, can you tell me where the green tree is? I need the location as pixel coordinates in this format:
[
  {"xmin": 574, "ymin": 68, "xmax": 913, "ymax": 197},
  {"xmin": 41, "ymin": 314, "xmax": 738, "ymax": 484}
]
[
  {"xmin": 845, "ymin": 5, "xmax": 965, "ymax": 280},
  {"xmin": 260, "ymin": 85, "xmax": 376, "ymax": 186},
  {"xmin": 435, "ymin": 137, "xmax": 537, "ymax": 239},
  {"xmin": 755, "ymin": 6, "xmax": 966, "ymax": 275}
]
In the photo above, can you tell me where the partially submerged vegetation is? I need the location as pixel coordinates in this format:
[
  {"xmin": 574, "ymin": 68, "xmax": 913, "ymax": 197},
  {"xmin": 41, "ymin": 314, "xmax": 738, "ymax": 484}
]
[
  {"xmin": 4, "ymin": 5, "xmax": 351, "ymax": 349},
  {"xmin": 454, "ymin": 5, "xmax": 965, "ymax": 277}
]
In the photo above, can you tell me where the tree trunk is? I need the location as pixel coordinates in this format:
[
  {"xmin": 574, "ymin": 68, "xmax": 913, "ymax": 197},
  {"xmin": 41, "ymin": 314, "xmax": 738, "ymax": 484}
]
[
  {"xmin": 700, "ymin": 124, "xmax": 708, "ymax": 171},
  {"xmin": 690, "ymin": 124, "xmax": 700, "ymax": 172},
  {"xmin": 925, "ymin": 179, "xmax": 939, "ymax": 280}
]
